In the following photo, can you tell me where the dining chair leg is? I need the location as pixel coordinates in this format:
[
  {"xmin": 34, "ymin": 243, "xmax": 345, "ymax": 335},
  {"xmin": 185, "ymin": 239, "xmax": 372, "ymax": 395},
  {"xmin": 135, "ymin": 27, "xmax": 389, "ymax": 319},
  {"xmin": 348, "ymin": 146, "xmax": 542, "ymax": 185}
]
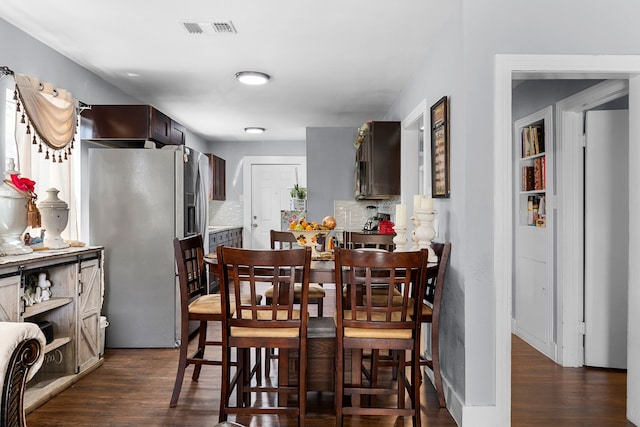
[
  {"xmin": 335, "ymin": 344, "xmax": 344, "ymax": 427},
  {"xmin": 169, "ymin": 334, "xmax": 188, "ymax": 408},
  {"xmin": 219, "ymin": 345, "xmax": 231, "ymax": 422},
  {"xmin": 395, "ymin": 351, "xmax": 403, "ymax": 410},
  {"xmin": 412, "ymin": 356, "xmax": 421, "ymax": 427},
  {"xmin": 299, "ymin": 337, "xmax": 307, "ymax": 427},
  {"xmin": 351, "ymin": 348, "xmax": 363, "ymax": 408},
  {"xmin": 192, "ymin": 321, "xmax": 207, "ymax": 380}
]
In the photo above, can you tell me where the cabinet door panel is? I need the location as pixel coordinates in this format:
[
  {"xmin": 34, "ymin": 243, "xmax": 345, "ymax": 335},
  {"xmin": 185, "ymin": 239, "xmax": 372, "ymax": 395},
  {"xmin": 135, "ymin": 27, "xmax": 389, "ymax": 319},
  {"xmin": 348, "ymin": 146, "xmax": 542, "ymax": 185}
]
[
  {"xmin": 77, "ymin": 258, "xmax": 101, "ymax": 372},
  {"xmin": 0, "ymin": 274, "xmax": 20, "ymax": 322}
]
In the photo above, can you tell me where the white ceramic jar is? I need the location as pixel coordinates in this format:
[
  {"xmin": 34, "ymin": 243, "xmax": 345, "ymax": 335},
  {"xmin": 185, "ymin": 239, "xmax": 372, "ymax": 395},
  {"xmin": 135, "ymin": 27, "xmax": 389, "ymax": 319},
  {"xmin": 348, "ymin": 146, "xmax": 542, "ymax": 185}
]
[
  {"xmin": 0, "ymin": 159, "xmax": 32, "ymax": 255},
  {"xmin": 39, "ymin": 188, "xmax": 69, "ymax": 249}
]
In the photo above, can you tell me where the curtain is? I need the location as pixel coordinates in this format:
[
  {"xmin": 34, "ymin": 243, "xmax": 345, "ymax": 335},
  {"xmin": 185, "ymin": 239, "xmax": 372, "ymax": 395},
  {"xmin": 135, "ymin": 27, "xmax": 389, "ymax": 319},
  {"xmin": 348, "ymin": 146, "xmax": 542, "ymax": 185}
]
[{"xmin": 10, "ymin": 73, "xmax": 80, "ymax": 241}]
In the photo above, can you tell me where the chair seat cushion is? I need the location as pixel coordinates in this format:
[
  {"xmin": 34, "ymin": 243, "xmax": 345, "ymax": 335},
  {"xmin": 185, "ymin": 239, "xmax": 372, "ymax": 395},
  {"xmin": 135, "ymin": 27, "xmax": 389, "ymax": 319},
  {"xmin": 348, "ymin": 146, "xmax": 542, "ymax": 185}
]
[
  {"xmin": 264, "ymin": 283, "xmax": 326, "ymax": 299},
  {"xmin": 230, "ymin": 309, "xmax": 305, "ymax": 338},
  {"xmin": 189, "ymin": 294, "xmax": 223, "ymax": 315},
  {"xmin": 334, "ymin": 311, "xmax": 413, "ymax": 339},
  {"xmin": 368, "ymin": 297, "xmax": 433, "ymax": 320},
  {"xmin": 343, "ymin": 286, "xmax": 402, "ymax": 298},
  {"xmin": 189, "ymin": 294, "xmax": 261, "ymax": 315}
]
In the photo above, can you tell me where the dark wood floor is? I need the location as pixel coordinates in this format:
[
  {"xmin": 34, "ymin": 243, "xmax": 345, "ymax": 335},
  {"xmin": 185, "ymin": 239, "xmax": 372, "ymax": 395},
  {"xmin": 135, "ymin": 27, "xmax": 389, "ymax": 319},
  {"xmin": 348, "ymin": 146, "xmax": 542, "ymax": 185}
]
[
  {"xmin": 25, "ymin": 288, "xmax": 632, "ymax": 426},
  {"xmin": 25, "ymin": 327, "xmax": 455, "ymax": 427},
  {"xmin": 511, "ymin": 334, "xmax": 632, "ymax": 427}
]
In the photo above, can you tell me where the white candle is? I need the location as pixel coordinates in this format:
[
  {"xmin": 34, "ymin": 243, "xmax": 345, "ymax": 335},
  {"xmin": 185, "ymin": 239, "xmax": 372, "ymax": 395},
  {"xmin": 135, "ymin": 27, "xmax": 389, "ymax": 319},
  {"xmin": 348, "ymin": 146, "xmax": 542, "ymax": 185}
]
[
  {"xmin": 413, "ymin": 195, "xmax": 423, "ymax": 214},
  {"xmin": 421, "ymin": 197, "xmax": 433, "ymax": 210},
  {"xmin": 395, "ymin": 204, "xmax": 407, "ymax": 227}
]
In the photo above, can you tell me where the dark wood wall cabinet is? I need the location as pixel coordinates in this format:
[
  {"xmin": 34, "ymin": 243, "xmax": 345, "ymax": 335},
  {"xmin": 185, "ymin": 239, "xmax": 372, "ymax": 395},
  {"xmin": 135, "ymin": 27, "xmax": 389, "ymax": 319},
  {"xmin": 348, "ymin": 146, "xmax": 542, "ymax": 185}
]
[
  {"xmin": 355, "ymin": 121, "xmax": 401, "ymax": 200},
  {"xmin": 207, "ymin": 153, "xmax": 226, "ymax": 201},
  {"xmin": 81, "ymin": 105, "xmax": 186, "ymax": 147}
]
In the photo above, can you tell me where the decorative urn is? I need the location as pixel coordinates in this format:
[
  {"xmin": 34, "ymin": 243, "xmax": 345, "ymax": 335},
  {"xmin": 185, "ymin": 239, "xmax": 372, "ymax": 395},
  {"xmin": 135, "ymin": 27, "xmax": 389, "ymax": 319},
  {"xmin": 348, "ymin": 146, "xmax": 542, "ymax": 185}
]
[
  {"xmin": 0, "ymin": 159, "xmax": 33, "ymax": 255},
  {"xmin": 39, "ymin": 188, "xmax": 69, "ymax": 249}
]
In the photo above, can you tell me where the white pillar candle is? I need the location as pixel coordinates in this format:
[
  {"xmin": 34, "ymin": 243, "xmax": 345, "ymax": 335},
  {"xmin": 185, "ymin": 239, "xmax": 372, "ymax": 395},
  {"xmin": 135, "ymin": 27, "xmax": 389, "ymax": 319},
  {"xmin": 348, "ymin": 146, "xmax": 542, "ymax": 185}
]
[
  {"xmin": 413, "ymin": 195, "xmax": 423, "ymax": 214},
  {"xmin": 395, "ymin": 204, "xmax": 407, "ymax": 227},
  {"xmin": 421, "ymin": 197, "xmax": 434, "ymax": 210}
]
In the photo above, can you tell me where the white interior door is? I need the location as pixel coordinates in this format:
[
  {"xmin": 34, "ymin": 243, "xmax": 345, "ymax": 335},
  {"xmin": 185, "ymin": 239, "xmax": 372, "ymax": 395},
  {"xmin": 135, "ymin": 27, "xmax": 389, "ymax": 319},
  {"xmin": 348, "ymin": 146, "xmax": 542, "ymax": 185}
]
[
  {"xmin": 250, "ymin": 162, "xmax": 306, "ymax": 249},
  {"xmin": 584, "ymin": 109, "xmax": 629, "ymax": 369}
]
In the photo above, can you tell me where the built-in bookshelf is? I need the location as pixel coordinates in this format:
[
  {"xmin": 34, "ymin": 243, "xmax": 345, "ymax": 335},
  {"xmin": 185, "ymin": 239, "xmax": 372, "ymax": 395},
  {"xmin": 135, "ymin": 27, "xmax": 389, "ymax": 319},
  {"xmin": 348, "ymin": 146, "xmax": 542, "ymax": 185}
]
[
  {"xmin": 512, "ymin": 105, "xmax": 555, "ymax": 360},
  {"xmin": 517, "ymin": 108, "xmax": 551, "ymax": 228}
]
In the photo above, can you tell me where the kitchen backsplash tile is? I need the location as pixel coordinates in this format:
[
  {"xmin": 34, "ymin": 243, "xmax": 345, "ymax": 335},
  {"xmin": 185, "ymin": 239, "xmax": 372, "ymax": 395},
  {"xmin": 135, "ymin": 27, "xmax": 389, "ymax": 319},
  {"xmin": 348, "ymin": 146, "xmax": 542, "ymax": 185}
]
[
  {"xmin": 333, "ymin": 198, "xmax": 399, "ymax": 231},
  {"xmin": 210, "ymin": 198, "xmax": 400, "ymax": 230},
  {"xmin": 209, "ymin": 200, "xmax": 243, "ymax": 226}
]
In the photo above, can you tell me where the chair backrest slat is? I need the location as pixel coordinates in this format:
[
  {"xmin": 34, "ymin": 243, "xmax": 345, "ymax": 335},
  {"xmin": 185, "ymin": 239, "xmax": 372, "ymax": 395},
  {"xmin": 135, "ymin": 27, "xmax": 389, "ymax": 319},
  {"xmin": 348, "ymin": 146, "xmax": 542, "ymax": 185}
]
[
  {"xmin": 217, "ymin": 246, "xmax": 312, "ymax": 330},
  {"xmin": 270, "ymin": 230, "xmax": 297, "ymax": 250},
  {"xmin": 174, "ymin": 234, "xmax": 207, "ymax": 305},
  {"xmin": 349, "ymin": 232, "xmax": 395, "ymax": 251},
  {"xmin": 335, "ymin": 248, "xmax": 429, "ymax": 331}
]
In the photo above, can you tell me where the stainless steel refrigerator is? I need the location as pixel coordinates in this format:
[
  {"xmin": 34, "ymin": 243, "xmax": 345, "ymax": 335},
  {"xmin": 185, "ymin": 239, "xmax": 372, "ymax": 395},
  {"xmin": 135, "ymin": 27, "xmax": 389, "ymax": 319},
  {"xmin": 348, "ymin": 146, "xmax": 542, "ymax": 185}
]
[{"xmin": 88, "ymin": 145, "xmax": 209, "ymax": 348}]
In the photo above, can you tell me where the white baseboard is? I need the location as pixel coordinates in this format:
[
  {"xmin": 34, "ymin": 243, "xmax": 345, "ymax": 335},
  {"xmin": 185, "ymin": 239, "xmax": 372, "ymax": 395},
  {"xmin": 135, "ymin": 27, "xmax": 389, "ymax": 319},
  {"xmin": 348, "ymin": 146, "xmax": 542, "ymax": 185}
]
[{"xmin": 424, "ymin": 367, "xmax": 499, "ymax": 427}]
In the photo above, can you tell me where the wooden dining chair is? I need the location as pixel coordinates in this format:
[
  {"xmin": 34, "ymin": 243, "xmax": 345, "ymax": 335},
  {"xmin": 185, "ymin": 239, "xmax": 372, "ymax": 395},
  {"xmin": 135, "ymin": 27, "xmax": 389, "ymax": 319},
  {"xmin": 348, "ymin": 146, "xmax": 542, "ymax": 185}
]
[
  {"xmin": 170, "ymin": 234, "xmax": 261, "ymax": 408},
  {"xmin": 334, "ymin": 248, "xmax": 429, "ymax": 427},
  {"xmin": 216, "ymin": 245, "xmax": 312, "ymax": 427},
  {"xmin": 263, "ymin": 230, "xmax": 327, "ymax": 377},
  {"xmin": 264, "ymin": 230, "xmax": 327, "ymax": 316},
  {"xmin": 419, "ymin": 241, "xmax": 452, "ymax": 408},
  {"xmin": 349, "ymin": 231, "xmax": 396, "ymax": 251},
  {"xmin": 370, "ymin": 242, "xmax": 452, "ymax": 408}
]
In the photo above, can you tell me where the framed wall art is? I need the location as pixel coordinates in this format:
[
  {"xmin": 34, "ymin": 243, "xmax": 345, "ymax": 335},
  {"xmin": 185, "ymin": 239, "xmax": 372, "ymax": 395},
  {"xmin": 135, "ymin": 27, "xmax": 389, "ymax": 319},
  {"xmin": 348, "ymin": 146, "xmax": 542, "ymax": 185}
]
[{"xmin": 431, "ymin": 96, "xmax": 450, "ymax": 198}]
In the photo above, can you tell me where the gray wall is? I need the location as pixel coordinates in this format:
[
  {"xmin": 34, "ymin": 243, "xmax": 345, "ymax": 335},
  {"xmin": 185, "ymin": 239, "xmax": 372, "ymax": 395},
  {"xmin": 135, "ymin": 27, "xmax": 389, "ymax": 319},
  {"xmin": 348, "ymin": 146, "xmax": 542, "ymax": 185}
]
[
  {"xmin": 306, "ymin": 127, "xmax": 358, "ymax": 220},
  {"xmin": 386, "ymin": 0, "xmax": 640, "ymax": 416}
]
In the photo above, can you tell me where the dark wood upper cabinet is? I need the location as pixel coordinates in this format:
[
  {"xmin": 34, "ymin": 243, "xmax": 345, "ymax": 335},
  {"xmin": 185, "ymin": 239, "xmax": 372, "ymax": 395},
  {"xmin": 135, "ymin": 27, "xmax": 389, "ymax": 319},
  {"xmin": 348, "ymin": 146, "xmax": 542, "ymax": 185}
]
[
  {"xmin": 207, "ymin": 153, "xmax": 226, "ymax": 201},
  {"xmin": 355, "ymin": 121, "xmax": 400, "ymax": 200},
  {"xmin": 81, "ymin": 105, "xmax": 186, "ymax": 146}
]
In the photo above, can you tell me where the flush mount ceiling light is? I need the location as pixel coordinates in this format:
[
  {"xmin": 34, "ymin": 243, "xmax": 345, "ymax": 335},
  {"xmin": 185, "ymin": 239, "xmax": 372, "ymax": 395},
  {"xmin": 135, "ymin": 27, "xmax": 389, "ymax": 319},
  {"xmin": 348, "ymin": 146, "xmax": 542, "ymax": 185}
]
[
  {"xmin": 244, "ymin": 127, "xmax": 265, "ymax": 134},
  {"xmin": 235, "ymin": 71, "xmax": 270, "ymax": 85}
]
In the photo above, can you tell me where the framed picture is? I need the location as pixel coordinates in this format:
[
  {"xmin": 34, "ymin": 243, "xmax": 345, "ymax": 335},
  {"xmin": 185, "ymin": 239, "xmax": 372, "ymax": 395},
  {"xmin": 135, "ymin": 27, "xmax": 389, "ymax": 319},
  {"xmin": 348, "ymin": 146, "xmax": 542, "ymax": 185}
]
[{"xmin": 431, "ymin": 96, "xmax": 450, "ymax": 198}]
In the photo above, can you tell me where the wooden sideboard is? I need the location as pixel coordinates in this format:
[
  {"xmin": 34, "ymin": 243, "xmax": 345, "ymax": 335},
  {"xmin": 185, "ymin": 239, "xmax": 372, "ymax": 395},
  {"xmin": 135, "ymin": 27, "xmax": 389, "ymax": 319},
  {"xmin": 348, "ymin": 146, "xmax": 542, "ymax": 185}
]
[{"xmin": 0, "ymin": 246, "xmax": 105, "ymax": 413}]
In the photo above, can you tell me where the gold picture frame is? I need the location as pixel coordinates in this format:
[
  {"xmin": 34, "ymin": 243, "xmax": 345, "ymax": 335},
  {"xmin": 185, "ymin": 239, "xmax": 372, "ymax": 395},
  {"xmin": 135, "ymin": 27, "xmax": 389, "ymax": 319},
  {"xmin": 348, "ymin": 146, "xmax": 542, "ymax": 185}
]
[{"xmin": 431, "ymin": 96, "xmax": 450, "ymax": 198}]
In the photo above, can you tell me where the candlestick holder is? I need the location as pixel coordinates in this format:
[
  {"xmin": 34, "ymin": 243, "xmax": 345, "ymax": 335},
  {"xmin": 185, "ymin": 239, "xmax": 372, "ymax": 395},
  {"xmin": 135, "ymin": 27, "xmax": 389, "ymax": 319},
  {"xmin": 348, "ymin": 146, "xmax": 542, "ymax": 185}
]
[
  {"xmin": 392, "ymin": 225, "xmax": 408, "ymax": 252},
  {"xmin": 414, "ymin": 208, "xmax": 438, "ymax": 262},
  {"xmin": 409, "ymin": 215, "xmax": 420, "ymax": 251}
]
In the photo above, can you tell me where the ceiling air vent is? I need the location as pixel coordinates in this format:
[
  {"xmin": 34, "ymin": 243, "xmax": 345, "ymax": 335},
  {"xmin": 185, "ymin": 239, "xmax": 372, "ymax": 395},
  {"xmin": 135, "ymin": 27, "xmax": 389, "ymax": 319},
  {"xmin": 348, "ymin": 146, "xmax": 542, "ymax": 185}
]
[{"xmin": 180, "ymin": 20, "xmax": 237, "ymax": 35}]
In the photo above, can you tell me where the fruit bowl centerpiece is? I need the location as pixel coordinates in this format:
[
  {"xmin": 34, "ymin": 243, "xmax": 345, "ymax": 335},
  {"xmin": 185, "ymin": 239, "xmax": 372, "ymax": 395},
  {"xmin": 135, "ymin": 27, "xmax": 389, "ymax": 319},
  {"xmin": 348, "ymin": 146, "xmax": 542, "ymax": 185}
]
[
  {"xmin": 290, "ymin": 230, "xmax": 329, "ymax": 259},
  {"xmin": 288, "ymin": 216, "xmax": 337, "ymax": 259}
]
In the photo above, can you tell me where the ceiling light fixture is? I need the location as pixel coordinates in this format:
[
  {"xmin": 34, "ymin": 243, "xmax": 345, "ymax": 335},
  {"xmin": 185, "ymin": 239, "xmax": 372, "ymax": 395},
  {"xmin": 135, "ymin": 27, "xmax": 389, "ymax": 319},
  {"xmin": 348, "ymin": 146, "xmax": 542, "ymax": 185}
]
[
  {"xmin": 244, "ymin": 127, "xmax": 265, "ymax": 134},
  {"xmin": 235, "ymin": 71, "xmax": 270, "ymax": 85}
]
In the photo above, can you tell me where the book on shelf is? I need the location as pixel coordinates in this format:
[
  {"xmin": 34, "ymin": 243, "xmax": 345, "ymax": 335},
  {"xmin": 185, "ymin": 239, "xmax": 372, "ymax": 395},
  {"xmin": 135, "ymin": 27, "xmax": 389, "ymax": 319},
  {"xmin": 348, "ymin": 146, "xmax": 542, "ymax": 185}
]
[
  {"xmin": 522, "ymin": 166, "xmax": 535, "ymax": 191},
  {"xmin": 534, "ymin": 157, "xmax": 545, "ymax": 190},
  {"xmin": 521, "ymin": 124, "xmax": 545, "ymax": 157}
]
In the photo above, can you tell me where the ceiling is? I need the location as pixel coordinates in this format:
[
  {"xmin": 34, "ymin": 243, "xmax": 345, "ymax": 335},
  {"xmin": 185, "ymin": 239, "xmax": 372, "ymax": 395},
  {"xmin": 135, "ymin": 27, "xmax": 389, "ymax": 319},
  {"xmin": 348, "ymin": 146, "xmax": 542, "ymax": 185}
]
[{"xmin": 0, "ymin": 1, "xmax": 452, "ymax": 143}]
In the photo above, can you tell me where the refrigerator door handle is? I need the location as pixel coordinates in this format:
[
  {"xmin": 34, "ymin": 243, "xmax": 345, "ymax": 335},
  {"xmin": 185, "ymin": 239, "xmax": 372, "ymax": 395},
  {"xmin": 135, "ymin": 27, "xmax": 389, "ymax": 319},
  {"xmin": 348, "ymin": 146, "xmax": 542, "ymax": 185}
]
[{"xmin": 195, "ymin": 155, "xmax": 208, "ymax": 240}]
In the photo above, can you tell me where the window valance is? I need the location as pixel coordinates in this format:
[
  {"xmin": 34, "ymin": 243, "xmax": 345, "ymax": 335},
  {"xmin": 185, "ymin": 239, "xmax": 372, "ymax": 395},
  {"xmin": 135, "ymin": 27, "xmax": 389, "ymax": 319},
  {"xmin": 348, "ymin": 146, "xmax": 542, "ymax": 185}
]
[{"xmin": 13, "ymin": 72, "xmax": 78, "ymax": 162}]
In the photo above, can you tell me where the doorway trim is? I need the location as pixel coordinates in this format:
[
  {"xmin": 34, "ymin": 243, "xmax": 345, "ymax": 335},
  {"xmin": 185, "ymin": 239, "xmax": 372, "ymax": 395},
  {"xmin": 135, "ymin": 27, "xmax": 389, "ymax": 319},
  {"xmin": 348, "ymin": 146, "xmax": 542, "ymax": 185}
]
[
  {"xmin": 242, "ymin": 155, "xmax": 306, "ymax": 248},
  {"xmin": 494, "ymin": 54, "xmax": 640, "ymax": 426},
  {"xmin": 401, "ymin": 99, "xmax": 429, "ymax": 206}
]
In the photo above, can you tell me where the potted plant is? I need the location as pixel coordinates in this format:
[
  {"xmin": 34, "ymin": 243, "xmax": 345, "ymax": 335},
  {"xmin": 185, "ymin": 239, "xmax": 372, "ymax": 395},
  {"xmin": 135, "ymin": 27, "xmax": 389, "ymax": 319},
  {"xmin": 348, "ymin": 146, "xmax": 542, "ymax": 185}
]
[
  {"xmin": 290, "ymin": 184, "xmax": 307, "ymax": 200},
  {"xmin": 290, "ymin": 184, "xmax": 307, "ymax": 211}
]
